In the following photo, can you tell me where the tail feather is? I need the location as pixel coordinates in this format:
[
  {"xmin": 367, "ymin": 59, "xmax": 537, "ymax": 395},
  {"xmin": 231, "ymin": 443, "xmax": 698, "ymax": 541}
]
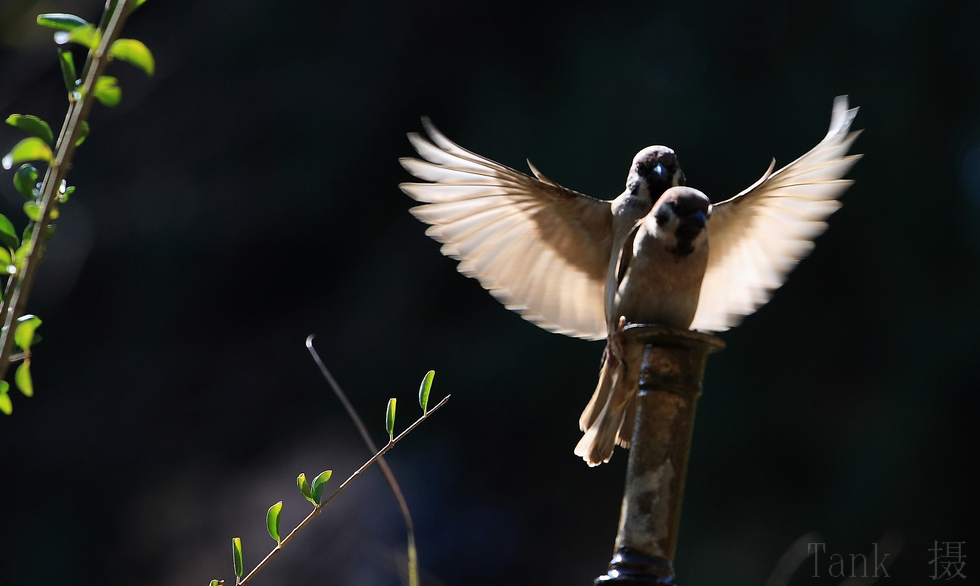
[
  {"xmin": 575, "ymin": 341, "xmax": 643, "ymax": 466},
  {"xmin": 574, "ymin": 383, "xmax": 628, "ymax": 466},
  {"xmin": 579, "ymin": 350, "xmax": 613, "ymax": 431},
  {"xmin": 616, "ymin": 393, "xmax": 637, "ymax": 449}
]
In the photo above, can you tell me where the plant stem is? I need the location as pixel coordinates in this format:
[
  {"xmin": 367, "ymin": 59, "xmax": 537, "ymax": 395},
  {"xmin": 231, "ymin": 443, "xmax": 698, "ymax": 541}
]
[
  {"xmin": 0, "ymin": 274, "xmax": 18, "ymax": 335},
  {"xmin": 305, "ymin": 335, "xmax": 420, "ymax": 586},
  {"xmin": 0, "ymin": 0, "xmax": 133, "ymax": 380},
  {"xmin": 237, "ymin": 394, "xmax": 450, "ymax": 585}
]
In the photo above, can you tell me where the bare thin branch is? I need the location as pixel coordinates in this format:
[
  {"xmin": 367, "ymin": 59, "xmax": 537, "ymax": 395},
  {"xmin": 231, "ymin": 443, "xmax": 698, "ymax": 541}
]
[{"xmin": 305, "ymin": 334, "xmax": 420, "ymax": 585}]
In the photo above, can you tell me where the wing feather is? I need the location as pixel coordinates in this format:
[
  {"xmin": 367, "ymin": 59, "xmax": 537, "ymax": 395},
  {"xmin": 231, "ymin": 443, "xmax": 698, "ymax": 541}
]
[
  {"xmin": 691, "ymin": 96, "xmax": 862, "ymax": 331},
  {"xmin": 401, "ymin": 120, "xmax": 613, "ymax": 339}
]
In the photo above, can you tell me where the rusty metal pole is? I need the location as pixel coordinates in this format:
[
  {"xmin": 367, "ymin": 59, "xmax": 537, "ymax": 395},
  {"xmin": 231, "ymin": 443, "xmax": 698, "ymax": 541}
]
[{"xmin": 596, "ymin": 324, "xmax": 724, "ymax": 585}]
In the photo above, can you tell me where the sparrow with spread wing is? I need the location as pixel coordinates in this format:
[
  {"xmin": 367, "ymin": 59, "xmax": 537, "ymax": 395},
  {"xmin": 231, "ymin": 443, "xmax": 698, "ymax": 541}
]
[{"xmin": 400, "ymin": 96, "xmax": 861, "ymax": 465}]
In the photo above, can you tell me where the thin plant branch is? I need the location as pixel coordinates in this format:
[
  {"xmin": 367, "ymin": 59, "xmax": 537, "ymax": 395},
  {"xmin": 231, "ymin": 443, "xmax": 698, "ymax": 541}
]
[
  {"xmin": 0, "ymin": 275, "xmax": 18, "ymax": 333},
  {"xmin": 765, "ymin": 531, "xmax": 823, "ymax": 586},
  {"xmin": 237, "ymin": 393, "xmax": 450, "ymax": 586},
  {"xmin": 306, "ymin": 334, "xmax": 420, "ymax": 586},
  {"xmin": 0, "ymin": 0, "xmax": 135, "ymax": 380}
]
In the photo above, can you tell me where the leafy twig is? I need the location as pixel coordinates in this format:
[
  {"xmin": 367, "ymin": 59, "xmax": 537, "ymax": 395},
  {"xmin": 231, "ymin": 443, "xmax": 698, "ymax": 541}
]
[
  {"xmin": 0, "ymin": 0, "xmax": 137, "ymax": 381},
  {"xmin": 234, "ymin": 393, "xmax": 450, "ymax": 585}
]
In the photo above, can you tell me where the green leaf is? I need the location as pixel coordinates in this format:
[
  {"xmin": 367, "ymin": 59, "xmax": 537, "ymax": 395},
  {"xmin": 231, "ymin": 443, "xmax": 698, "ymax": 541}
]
[
  {"xmin": 297, "ymin": 473, "xmax": 315, "ymax": 505},
  {"xmin": 23, "ymin": 202, "xmax": 56, "ymax": 222},
  {"xmin": 15, "ymin": 360, "xmax": 33, "ymax": 397},
  {"xmin": 14, "ymin": 315, "xmax": 41, "ymax": 352},
  {"xmin": 18, "ymin": 221, "xmax": 55, "ymax": 245},
  {"xmin": 310, "ymin": 470, "xmax": 333, "ymax": 505},
  {"xmin": 0, "ymin": 247, "xmax": 12, "ymax": 270},
  {"xmin": 13, "ymin": 164, "xmax": 39, "ymax": 200},
  {"xmin": 58, "ymin": 182, "xmax": 75, "ymax": 203},
  {"xmin": 232, "ymin": 537, "xmax": 243, "ymax": 578},
  {"xmin": 75, "ymin": 121, "xmax": 90, "ymax": 147},
  {"xmin": 93, "ymin": 76, "xmax": 121, "ymax": 107},
  {"xmin": 3, "ymin": 137, "xmax": 53, "ymax": 170},
  {"xmin": 266, "ymin": 501, "xmax": 283, "ymax": 544},
  {"xmin": 58, "ymin": 49, "xmax": 78, "ymax": 94},
  {"xmin": 23, "ymin": 202, "xmax": 42, "ymax": 222},
  {"xmin": 0, "ymin": 214, "xmax": 18, "ymax": 249},
  {"xmin": 208, "ymin": 581, "xmax": 220, "ymax": 586},
  {"xmin": 37, "ymin": 13, "xmax": 89, "ymax": 31},
  {"xmin": 6, "ymin": 115, "xmax": 55, "ymax": 148},
  {"xmin": 386, "ymin": 398, "xmax": 396, "ymax": 440},
  {"xmin": 110, "ymin": 39, "xmax": 155, "ymax": 76},
  {"xmin": 14, "ymin": 242, "xmax": 28, "ymax": 270},
  {"xmin": 418, "ymin": 370, "xmax": 434, "ymax": 413},
  {"xmin": 54, "ymin": 25, "xmax": 102, "ymax": 50},
  {"xmin": 0, "ymin": 391, "xmax": 11, "ymax": 415}
]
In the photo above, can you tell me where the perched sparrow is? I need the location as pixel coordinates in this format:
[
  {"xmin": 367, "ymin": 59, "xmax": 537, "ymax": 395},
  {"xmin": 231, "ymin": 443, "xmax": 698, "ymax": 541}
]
[{"xmin": 401, "ymin": 96, "xmax": 861, "ymax": 465}]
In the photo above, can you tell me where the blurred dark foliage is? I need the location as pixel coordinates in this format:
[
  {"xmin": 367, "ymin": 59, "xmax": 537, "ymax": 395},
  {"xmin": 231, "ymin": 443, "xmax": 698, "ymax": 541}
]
[{"xmin": 0, "ymin": 0, "xmax": 977, "ymax": 584}]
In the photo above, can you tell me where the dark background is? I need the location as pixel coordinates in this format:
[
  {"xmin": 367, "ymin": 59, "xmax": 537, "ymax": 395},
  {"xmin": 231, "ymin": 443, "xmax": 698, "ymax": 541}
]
[{"xmin": 0, "ymin": 0, "xmax": 977, "ymax": 584}]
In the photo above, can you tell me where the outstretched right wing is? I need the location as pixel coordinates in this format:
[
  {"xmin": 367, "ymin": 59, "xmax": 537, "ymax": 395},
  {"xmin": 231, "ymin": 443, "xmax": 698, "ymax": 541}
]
[
  {"xmin": 401, "ymin": 120, "xmax": 613, "ymax": 340},
  {"xmin": 691, "ymin": 96, "xmax": 862, "ymax": 332}
]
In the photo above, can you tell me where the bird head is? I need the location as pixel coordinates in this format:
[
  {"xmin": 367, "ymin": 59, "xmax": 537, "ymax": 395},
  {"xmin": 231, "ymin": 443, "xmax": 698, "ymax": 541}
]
[
  {"xmin": 626, "ymin": 146, "xmax": 685, "ymax": 200},
  {"xmin": 652, "ymin": 186, "xmax": 712, "ymax": 255}
]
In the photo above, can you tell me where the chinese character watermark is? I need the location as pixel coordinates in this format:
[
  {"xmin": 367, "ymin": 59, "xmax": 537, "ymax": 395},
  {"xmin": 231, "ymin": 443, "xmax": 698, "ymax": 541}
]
[{"xmin": 929, "ymin": 541, "xmax": 967, "ymax": 580}]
